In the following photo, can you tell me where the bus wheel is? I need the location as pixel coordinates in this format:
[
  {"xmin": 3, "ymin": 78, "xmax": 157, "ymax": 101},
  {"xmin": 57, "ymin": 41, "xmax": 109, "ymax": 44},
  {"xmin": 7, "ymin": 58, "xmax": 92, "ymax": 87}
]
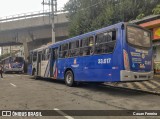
[{"xmin": 65, "ymin": 70, "xmax": 74, "ymax": 87}]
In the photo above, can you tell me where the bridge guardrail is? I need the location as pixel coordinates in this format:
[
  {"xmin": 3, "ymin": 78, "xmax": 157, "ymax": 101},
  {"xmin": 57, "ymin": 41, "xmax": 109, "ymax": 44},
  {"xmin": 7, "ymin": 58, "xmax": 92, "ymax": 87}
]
[{"xmin": 0, "ymin": 9, "xmax": 67, "ymax": 23}]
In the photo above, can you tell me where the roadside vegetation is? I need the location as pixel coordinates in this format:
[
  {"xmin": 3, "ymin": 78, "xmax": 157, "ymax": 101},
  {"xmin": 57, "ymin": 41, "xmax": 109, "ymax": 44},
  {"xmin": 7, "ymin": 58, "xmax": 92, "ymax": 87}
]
[{"xmin": 64, "ymin": 0, "xmax": 160, "ymax": 37}]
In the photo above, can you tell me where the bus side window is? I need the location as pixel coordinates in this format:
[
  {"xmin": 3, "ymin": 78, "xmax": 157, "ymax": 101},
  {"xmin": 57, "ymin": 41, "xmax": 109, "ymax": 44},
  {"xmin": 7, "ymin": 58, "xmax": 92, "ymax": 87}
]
[
  {"xmin": 80, "ymin": 36, "xmax": 94, "ymax": 56},
  {"xmin": 48, "ymin": 49, "xmax": 51, "ymax": 59},
  {"xmin": 112, "ymin": 31, "xmax": 116, "ymax": 41},
  {"xmin": 59, "ymin": 47, "xmax": 63, "ymax": 58},
  {"xmin": 33, "ymin": 52, "xmax": 37, "ymax": 62},
  {"xmin": 42, "ymin": 50, "xmax": 45, "ymax": 61},
  {"xmin": 95, "ymin": 30, "xmax": 116, "ymax": 54},
  {"xmin": 52, "ymin": 48, "xmax": 58, "ymax": 59},
  {"xmin": 45, "ymin": 48, "xmax": 50, "ymax": 60},
  {"xmin": 59, "ymin": 43, "xmax": 68, "ymax": 58},
  {"xmin": 69, "ymin": 40, "xmax": 79, "ymax": 57}
]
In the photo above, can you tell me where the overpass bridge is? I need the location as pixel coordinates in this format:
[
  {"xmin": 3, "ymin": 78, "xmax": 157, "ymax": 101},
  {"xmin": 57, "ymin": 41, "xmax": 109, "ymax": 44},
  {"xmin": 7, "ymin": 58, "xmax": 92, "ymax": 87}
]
[{"xmin": 0, "ymin": 10, "xmax": 69, "ymax": 58}]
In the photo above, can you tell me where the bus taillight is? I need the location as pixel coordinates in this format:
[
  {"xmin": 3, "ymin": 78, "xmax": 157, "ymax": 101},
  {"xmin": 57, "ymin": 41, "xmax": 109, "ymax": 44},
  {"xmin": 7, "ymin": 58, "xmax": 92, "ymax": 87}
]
[{"xmin": 123, "ymin": 50, "xmax": 130, "ymax": 71}]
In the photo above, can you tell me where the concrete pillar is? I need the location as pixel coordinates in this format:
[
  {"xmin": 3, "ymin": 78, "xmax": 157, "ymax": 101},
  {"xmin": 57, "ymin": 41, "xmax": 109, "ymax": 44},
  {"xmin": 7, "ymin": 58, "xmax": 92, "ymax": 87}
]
[
  {"xmin": 23, "ymin": 37, "xmax": 36, "ymax": 59},
  {"xmin": 23, "ymin": 40, "xmax": 29, "ymax": 60},
  {"xmin": 22, "ymin": 36, "xmax": 32, "ymax": 60}
]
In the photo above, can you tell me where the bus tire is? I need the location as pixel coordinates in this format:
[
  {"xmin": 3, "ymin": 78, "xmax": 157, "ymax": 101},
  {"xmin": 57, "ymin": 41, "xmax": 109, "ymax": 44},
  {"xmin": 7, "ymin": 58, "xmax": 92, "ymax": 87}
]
[{"xmin": 65, "ymin": 70, "xmax": 74, "ymax": 87}]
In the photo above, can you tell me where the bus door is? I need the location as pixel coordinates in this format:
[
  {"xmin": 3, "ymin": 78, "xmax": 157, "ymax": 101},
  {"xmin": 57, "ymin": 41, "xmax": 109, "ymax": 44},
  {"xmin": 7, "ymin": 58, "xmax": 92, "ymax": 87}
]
[
  {"xmin": 50, "ymin": 48, "xmax": 58, "ymax": 78},
  {"xmin": 37, "ymin": 51, "xmax": 42, "ymax": 76},
  {"xmin": 41, "ymin": 49, "xmax": 50, "ymax": 77}
]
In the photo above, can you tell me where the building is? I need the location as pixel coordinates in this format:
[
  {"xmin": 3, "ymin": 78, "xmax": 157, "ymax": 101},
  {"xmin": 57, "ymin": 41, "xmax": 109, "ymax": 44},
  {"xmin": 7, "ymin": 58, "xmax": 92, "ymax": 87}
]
[{"xmin": 132, "ymin": 15, "xmax": 160, "ymax": 74}]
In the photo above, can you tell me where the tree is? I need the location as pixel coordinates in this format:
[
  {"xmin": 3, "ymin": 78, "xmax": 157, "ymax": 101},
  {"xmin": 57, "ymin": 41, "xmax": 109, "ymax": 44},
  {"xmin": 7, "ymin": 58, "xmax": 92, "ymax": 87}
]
[
  {"xmin": 153, "ymin": 4, "xmax": 160, "ymax": 15},
  {"xmin": 64, "ymin": 0, "xmax": 160, "ymax": 37},
  {"xmin": 136, "ymin": 13, "xmax": 145, "ymax": 20}
]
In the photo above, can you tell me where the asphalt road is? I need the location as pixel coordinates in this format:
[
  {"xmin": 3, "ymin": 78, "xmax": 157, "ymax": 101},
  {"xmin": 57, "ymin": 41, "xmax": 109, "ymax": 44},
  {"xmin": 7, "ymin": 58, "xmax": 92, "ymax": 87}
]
[{"xmin": 0, "ymin": 74, "xmax": 160, "ymax": 119}]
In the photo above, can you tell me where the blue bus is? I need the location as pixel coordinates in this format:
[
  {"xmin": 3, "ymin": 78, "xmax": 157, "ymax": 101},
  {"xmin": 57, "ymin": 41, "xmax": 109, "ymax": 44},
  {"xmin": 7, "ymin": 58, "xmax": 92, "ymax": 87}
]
[
  {"xmin": 28, "ymin": 22, "xmax": 153, "ymax": 86},
  {"xmin": 1, "ymin": 56, "xmax": 25, "ymax": 73}
]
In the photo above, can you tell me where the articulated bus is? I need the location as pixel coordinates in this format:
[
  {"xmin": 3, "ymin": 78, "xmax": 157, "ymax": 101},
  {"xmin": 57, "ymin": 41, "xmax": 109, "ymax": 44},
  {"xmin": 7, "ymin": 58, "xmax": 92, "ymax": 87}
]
[
  {"xmin": 1, "ymin": 56, "xmax": 25, "ymax": 73},
  {"xmin": 28, "ymin": 22, "xmax": 153, "ymax": 86}
]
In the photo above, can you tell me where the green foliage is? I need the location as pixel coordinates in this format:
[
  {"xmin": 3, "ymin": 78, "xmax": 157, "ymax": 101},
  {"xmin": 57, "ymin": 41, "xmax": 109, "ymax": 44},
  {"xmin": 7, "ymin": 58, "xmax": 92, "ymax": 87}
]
[
  {"xmin": 64, "ymin": 0, "xmax": 160, "ymax": 37},
  {"xmin": 153, "ymin": 4, "xmax": 160, "ymax": 15},
  {"xmin": 136, "ymin": 13, "xmax": 145, "ymax": 20}
]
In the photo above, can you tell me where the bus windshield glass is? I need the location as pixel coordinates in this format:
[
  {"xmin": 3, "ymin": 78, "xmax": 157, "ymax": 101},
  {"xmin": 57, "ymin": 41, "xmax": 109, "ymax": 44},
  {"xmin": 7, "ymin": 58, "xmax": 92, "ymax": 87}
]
[
  {"xmin": 12, "ymin": 57, "xmax": 24, "ymax": 63},
  {"xmin": 127, "ymin": 26, "xmax": 151, "ymax": 48}
]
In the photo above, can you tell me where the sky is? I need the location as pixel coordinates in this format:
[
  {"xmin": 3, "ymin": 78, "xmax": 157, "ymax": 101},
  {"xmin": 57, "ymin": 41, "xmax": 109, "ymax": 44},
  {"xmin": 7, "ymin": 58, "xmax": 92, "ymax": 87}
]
[
  {"xmin": 0, "ymin": 0, "xmax": 69, "ymax": 54},
  {"xmin": 0, "ymin": 0, "xmax": 69, "ymax": 17}
]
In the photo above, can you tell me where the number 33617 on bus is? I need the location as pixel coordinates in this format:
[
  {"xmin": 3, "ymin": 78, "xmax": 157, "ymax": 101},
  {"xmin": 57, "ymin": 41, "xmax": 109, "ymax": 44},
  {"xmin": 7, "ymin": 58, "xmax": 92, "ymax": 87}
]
[{"xmin": 98, "ymin": 58, "xmax": 111, "ymax": 64}]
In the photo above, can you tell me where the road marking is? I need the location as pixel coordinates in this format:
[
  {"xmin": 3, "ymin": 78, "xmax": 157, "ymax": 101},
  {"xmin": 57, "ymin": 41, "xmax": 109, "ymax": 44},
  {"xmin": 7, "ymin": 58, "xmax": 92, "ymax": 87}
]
[
  {"xmin": 150, "ymin": 80, "xmax": 160, "ymax": 87},
  {"xmin": 117, "ymin": 83, "xmax": 124, "ymax": 87},
  {"xmin": 143, "ymin": 81, "xmax": 157, "ymax": 89},
  {"xmin": 54, "ymin": 108, "xmax": 74, "ymax": 119},
  {"xmin": 125, "ymin": 82, "xmax": 135, "ymax": 89},
  {"xmin": 134, "ymin": 82, "xmax": 148, "ymax": 90},
  {"xmin": 10, "ymin": 83, "xmax": 17, "ymax": 87}
]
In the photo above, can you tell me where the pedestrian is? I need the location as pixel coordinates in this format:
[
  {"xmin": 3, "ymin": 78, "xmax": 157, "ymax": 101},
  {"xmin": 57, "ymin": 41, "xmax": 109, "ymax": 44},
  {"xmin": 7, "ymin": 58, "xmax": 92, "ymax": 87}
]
[{"xmin": 0, "ymin": 63, "xmax": 3, "ymax": 78}]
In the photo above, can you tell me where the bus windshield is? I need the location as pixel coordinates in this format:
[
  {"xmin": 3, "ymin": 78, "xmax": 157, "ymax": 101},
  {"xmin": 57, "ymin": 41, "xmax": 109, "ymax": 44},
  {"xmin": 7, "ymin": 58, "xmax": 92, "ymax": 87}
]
[
  {"xmin": 127, "ymin": 26, "xmax": 151, "ymax": 48},
  {"xmin": 12, "ymin": 57, "xmax": 24, "ymax": 63}
]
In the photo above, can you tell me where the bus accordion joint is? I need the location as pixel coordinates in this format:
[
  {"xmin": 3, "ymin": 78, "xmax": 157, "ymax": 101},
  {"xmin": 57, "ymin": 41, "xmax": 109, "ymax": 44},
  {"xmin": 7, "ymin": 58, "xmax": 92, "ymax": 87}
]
[{"xmin": 123, "ymin": 49, "xmax": 130, "ymax": 71}]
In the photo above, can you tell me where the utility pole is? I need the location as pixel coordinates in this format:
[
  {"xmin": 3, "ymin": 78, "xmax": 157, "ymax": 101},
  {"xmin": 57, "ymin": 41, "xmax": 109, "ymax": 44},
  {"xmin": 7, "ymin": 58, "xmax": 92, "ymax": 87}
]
[{"xmin": 42, "ymin": 0, "xmax": 57, "ymax": 44}]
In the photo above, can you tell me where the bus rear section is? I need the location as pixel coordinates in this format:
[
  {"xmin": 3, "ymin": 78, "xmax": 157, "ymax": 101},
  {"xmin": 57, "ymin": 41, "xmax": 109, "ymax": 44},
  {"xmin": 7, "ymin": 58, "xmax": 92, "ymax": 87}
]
[
  {"xmin": 121, "ymin": 24, "xmax": 153, "ymax": 81},
  {"xmin": 3, "ymin": 57, "xmax": 24, "ymax": 73}
]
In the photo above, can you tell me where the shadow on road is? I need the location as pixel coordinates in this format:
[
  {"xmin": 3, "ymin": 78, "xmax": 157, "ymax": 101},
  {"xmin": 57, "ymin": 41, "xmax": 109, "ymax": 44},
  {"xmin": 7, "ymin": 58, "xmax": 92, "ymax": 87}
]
[{"xmin": 28, "ymin": 76, "xmax": 150, "ymax": 97}]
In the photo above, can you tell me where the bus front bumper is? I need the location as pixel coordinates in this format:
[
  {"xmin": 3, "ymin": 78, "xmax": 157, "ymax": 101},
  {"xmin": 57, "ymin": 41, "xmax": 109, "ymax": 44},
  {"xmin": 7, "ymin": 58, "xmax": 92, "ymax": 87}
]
[
  {"xmin": 120, "ymin": 70, "xmax": 153, "ymax": 82},
  {"xmin": 4, "ymin": 68, "xmax": 24, "ymax": 72}
]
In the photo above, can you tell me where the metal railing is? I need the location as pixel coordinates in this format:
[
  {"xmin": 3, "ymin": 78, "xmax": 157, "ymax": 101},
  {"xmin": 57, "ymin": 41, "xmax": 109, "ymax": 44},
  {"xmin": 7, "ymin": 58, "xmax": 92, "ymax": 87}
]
[{"xmin": 0, "ymin": 9, "xmax": 67, "ymax": 23}]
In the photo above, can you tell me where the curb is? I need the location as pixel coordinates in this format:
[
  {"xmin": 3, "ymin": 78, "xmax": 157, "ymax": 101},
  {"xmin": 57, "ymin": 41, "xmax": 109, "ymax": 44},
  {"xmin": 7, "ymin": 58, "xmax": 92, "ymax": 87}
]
[{"xmin": 103, "ymin": 84, "xmax": 160, "ymax": 96}]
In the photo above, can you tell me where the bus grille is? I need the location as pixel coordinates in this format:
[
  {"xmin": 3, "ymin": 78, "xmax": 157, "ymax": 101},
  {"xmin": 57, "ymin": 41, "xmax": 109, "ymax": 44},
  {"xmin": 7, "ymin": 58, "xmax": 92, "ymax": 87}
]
[{"xmin": 139, "ymin": 75, "xmax": 147, "ymax": 78}]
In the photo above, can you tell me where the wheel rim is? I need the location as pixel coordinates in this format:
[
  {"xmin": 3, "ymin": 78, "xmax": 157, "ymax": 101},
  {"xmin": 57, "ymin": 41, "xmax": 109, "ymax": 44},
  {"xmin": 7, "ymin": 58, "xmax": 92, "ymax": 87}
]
[{"xmin": 66, "ymin": 73, "xmax": 72, "ymax": 84}]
